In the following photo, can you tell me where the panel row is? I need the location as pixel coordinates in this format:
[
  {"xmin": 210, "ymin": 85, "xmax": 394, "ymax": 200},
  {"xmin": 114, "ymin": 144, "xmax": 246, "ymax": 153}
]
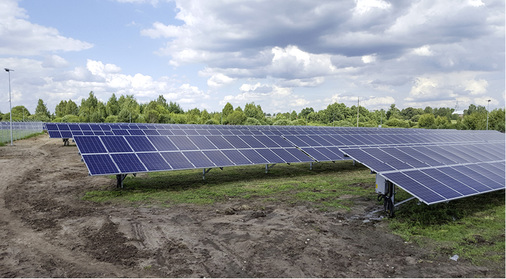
[
  {"xmin": 381, "ymin": 161, "xmax": 506, "ymax": 205},
  {"xmin": 82, "ymin": 147, "xmax": 316, "ymax": 176},
  {"xmin": 340, "ymin": 142, "xmax": 505, "ymax": 173}
]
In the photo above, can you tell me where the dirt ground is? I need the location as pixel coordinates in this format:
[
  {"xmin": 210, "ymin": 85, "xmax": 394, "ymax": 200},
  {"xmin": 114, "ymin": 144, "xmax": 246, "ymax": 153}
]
[{"xmin": 0, "ymin": 134, "xmax": 500, "ymax": 277}]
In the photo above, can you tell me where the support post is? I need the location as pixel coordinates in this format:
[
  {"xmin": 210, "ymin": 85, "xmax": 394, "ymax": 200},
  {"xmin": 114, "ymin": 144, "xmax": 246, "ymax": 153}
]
[
  {"xmin": 265, "ymin": 164, "xmax": 276, "ymax": 173},
  {"xmin": 63, "ymin": 138, "xmax": 69, "ymax": 146},
  {"xmin": 116, "ymin": 174, "xmax": 128, "ymax": 188},
  {"xmin": 203, "ymin": 168, "xmax": 212, "ymax": 180},
  {"xmin": 310, "ymin": 161, "xmax": 313, "ymax": 170}
]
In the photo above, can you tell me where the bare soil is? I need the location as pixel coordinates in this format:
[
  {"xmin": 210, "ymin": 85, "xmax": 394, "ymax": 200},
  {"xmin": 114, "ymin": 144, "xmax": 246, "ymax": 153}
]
[{"xmin": 0, "ymin": 135, "xmax": 499, "ymax": 277}]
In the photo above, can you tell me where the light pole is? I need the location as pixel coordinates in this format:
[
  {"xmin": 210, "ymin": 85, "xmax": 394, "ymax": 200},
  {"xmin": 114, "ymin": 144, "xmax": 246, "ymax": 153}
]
[
  {"xmin": 486, "ymin": 99, "xmax": 491, "ymax": 130},
  {"xmin": 356, "ymin": 97, "xmax": 359, "ymax": 127},
  {"xmin": 4, "ymin": 68, "xmax": 13, "ymax": 145}
]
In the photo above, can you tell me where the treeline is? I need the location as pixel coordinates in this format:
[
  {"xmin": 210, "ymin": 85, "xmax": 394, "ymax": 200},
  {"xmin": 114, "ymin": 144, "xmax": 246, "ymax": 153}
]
[{"xmin": 0, "ymin": 91, "xmax": 504, "ymax": 132}]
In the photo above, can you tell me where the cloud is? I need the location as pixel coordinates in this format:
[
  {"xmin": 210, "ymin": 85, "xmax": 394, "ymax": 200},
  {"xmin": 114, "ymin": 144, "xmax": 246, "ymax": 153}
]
[
  {"xmin": 0, "ymin": 0, "xmax": 93, "ymax": 56},
  {"xmin": 222, "ymin": 83, "xmax": 311, "ymax": 113}
]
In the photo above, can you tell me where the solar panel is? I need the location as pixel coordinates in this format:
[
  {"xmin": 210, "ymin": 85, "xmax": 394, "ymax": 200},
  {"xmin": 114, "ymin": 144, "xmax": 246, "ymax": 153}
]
[
  {"xmin": 183, "ymin": 151, "xmax": 216, "ymax": 168},
  {"xmin": 111, "ymin": 153, "xmax": 147, "ymax": 173},
  {"xmin": 161, "ymin": 152, "xmax": 195, "ymax": 170},
  {"xmin": 137, "ymin": 152, "xmax": 172, "ymax": 171},
  {"xmin": 82, "ymin": 154, "xmax": 119, "ymax": 175},
  {"xmin": 101, "ymin": 136, "xmax": 133, "ymax": 153}
]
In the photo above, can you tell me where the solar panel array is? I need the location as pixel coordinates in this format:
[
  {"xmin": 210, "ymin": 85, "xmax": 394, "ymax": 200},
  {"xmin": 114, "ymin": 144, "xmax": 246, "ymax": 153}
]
[
  {"xmin": 44, "ymin": 122, "xmax": 505, "ymax": 206},
  {"xmin": 341, "ymin": 141, "xmax": 505, "ymax": 205}
]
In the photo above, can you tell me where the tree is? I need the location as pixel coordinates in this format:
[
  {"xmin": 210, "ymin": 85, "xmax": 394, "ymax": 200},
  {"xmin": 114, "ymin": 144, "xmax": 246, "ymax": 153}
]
[
  {"xmin": 290, "ymin": 110, "xmax": 297, "ymax": 121},
  {"xmin": 117, "ymin": 95, "xmax": 140, "ymax": 123},
  {"xmin": 418, "ymin": 114, "xmax": 435, "ymax": 128},
  {"xmin": 10, "ymin": 106, "xmax": 30, "ymax": 121},
  {"xmin": 106, "ymin": 93, "xmax": 119, "ymax": 116},
  {"xmin": 244, "ymin": 102, "xmax": 264, "ymax": 121},
  {"xmin": 386, "ymin": 104, "xmax": 401, "ymax": 120},
  {"xmin": 34, "ymin": 99, "xmax": 50, "ymax": 119},
  {"xmin": 488, "ymin": 108, "xmax": 505, "ymax": 132},
  {"xmin": 222, "ymin": 102, "xmax": 234, "ymax": 118},
  {"xmin": 167, "ymin": 101, "xmax": 183, "ymax": 114},
  {"xmin": 462, "ymin": 112, "xmax": 486, "ymax": 130},
  {"xmin": 298, "ymin": 107, "xmax": 314, "ymax": 120},
  {"xmin": 227, "ymin": 110, "xmax": 246, "ymax": 125}
]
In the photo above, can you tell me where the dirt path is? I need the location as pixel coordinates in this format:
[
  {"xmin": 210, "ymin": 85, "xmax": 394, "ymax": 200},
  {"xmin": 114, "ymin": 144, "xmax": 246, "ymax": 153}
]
[{"xmin": 0, "ymin": 135, "xmax": 498, "ymax": 277}]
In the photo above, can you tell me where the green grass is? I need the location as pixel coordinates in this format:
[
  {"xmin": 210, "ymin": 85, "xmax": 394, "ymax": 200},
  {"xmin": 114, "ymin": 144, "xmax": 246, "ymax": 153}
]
[
  {"xmin": 82, "ymin": 161, "xmax": 505, "ymax": 270},
  {"xmin": 389, "ymin": 190, "xmax": 505, "ymax": 269},
  {"xmin": 83, "ymin": 161, "xmax": 376, "ymax": 210},
  {"xmin": 0, "ymin": 130, "xmax": 45, "ymax": 143}
]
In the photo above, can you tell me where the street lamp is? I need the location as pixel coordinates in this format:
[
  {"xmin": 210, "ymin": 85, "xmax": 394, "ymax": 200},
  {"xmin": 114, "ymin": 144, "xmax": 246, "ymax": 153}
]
[
  {"xmin": 486, "ymin": 99, "xmax": 491, "ymax": 130},
  {"xmin": 4, "ymin": 68, "xmax": 13, "ymax": 145},
  {"xmin": 356, "ymin": 97, "xmax": 359, "ymax": 127}
]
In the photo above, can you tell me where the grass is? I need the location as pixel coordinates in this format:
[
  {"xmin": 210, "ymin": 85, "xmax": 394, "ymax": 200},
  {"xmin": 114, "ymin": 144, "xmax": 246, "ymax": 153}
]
[
  {"xmin": 83, "ymin": 161, "xmax": 376, "ymax": 211},
  {"xmin": 82, "ymin": 161, "xmax": 505, "ymax": 270},
  {"xmin": 0, "ymin": 130, "xmax": 45, "ymax": 143},
  {"xmin": 390, "ymin": 189, "xmax": 505, "ymax": 269}
]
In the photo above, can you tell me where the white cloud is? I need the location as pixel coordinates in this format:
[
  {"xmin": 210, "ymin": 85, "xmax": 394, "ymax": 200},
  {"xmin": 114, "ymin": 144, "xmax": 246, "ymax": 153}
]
[
  {"xmin": 412, "ymin": 45, "xmax": 433, "ymax": 56},
  {"xmin": 0, "ymin": 0, "xmax": 93, "ymax": 56},
  {"xmin": 353, "ymin": 0, "xmax": 391, "ymax": 15},
  {"xmin": 361, "ymin": 54, "xmax": 376, "ymax": 64}
]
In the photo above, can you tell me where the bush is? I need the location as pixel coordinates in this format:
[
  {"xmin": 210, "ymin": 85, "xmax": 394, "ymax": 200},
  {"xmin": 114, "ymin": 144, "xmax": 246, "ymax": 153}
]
[
  {"xmin": 61, "ymin": 114, "xmax": 81, "ymax": 123},
  {"xmin": 384, "ymin": 118, "xmax": 410, "ymax": 128},
  {"xmin": 291, "ymin": 119, "xmax": 306, "ymax": 126},
  {"xmin": 104, "ymin": 115, "xmax": 118, "ymax": 123},
  {"xmin": 244, "ymin": 117, "xmax": 261, "ymax": 125},
  {"xmin": 205, "ymin": 119, "xmax": 219, "ymax": 125},
  {"xmin": 273, "ymin": 119, "xmax": 290, "ymax": 126}
]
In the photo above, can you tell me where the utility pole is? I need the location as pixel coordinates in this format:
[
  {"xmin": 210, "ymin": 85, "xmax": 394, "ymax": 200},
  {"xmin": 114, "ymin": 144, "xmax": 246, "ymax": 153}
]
[
  {"xmin": 486, "ymin": 99, "xmax": 491, "ymax": 130},
  {"xmin": 356, "ymin": 97, "xmax": 359, "ymax": 127},
  {"xmin": 5, "ymin": 68, "xmax": 14, "ymax": 145}
]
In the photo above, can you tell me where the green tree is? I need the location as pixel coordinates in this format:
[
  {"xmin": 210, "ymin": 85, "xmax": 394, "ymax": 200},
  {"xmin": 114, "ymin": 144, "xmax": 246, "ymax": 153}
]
[
  {"xmin": 244, "ymin": 117, "xmax": 261, "ymax": 125},
  {"xmin": 462, "ymin": 112, "xmax": 486, "ymax": 130},
  {"xmin": 33, "ymin": 99, "xmax": 51, "ymax": 121},
  {"xmin": 386, "ymin": 104, "xmax": 401, "ymax": 120},
  {"xmin": 244, "ymin": 102, "xmax": 264, "ymax": 121},
  {"xmin": 488, "ymin": 108, "xmax": 505, "ymax": 132},
  {"xmin": 222, "ymin": 102, "xmax": 234, "ymax": 118},
  {"xmin": 227, "ymin": 110, "xmax": 246, "ymax": 125},
  {"xmin": 418, "ymin": 114, "xmax": 435, "ymax": 128},
  {"xmin": 106, "ymin": 93, "xmax": 119, "ymax": 116},
  {"xmin": 66, "ymin": 100, "xmax": 79, "ymax": 116},
  {"xmin": 167, "ymin": 101, "xmax": 183, "ymax": 114},
  {"xmin": 117, "ymin": 95, "xmax": 140, "ymax": 123},
  {"xmin": 434, "ymin": 116, "xmax": 450, "ymax": 129},
  {"xmin": 298, "ymin": 107, "xmax": 314, "ymax": 120},
  {"xmin": 290, "ymin": 110, "xmax": 297, "ymax": 121},
  {"xmin": 10, "ymin": 106, "xmax": 30, "ymax": 121}
]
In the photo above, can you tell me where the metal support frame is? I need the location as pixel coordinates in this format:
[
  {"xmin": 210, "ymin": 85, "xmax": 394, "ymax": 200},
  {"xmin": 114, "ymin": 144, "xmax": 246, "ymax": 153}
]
[
  {"xmin": 377, "ymin": 180, "xmax": 396, "ymax": 217},
  {"xmin": 63, "ymin": 138, "xmax": 70, "ymax": 146},
  {"xmin": 202, "ymin": 167, "xmax": 223, "ymax": 180},
  {"xmin": 265, "ymin": 164, "xmax": 276, "ymax": 173},
  {"xmin": 116, "ymin": 174, "xmax": 128, "ymax": 188},
  {"xmin": 310, "ymin": 161, "xmax": 313, "ymax": 170}
]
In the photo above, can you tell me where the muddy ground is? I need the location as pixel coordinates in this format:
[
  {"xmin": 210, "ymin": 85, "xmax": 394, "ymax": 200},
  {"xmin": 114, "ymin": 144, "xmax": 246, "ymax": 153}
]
[{"xmin": 0, "ymin": 135, "xmax": 501, "ymax": 277}]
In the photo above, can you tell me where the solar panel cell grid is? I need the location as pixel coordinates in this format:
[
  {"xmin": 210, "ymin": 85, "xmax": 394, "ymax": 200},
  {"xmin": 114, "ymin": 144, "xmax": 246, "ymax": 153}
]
[
  {"xmin": 161, "ymin": 152, "xmax": 195, "ymax": 170},
  {"xmin": 382, "ymin": 172, "xmax": 445, "ymax": 204},
  {"xmin": 183, "ymin": 151, "xmax": 216, "ymax": 168},
  {"xmin": 111, "ymin": 153, "xmax": 147, "ymax": 173},
  {"xmin": 137, "ymin": 152, "xmax": 171, "ymax": 171},
  {"xmin": 82, "ymin": 154, "xmax": 119, "ymax": 175},
  {"xmin": 74, "ymin": 136, "xmax": 107, "ymax": 154},
  {"xmin": 101, "ymin": 136, "xmax": 133, "ymax": 153},
  {"xmin": 202, "ymin": 150, "xmax": 236, "ymax": 167}
]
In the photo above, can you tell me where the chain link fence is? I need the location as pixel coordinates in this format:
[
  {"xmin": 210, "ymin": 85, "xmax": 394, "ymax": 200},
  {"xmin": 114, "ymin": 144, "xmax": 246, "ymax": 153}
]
[{"xmin": 0, "ymin": 121, "xmax": 45, "ymax": 143}]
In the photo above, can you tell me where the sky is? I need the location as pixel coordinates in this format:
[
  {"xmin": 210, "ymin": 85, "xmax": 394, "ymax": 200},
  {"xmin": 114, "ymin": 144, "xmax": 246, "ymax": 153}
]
[{"xmin": 0, "ymin": 0, "xmax": 504, "ymax": 115}]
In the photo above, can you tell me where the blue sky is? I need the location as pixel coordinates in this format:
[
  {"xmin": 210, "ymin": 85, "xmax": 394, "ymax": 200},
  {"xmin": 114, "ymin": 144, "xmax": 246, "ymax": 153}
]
[{"xmin": 0, "ymin": 0, "xmax": 504, "ymax": 115}]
